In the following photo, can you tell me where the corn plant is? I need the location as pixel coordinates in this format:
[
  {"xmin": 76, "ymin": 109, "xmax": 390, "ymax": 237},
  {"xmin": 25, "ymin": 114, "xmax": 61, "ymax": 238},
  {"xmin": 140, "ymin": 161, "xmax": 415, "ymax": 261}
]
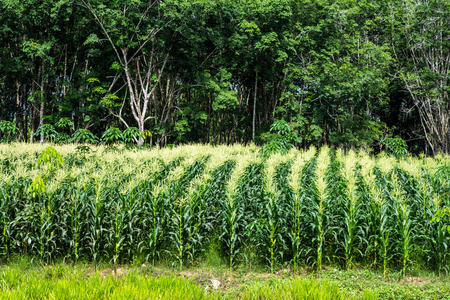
[
  {"xmin": 364, "ymin": 169, "xmax": 390, "ymax": 275},
  {"xmin": 240, "ymin": 162, "xmax": 265, "ymax": 222},
  {"xmin": 319, "ymin": 150, "xmax": 342, "ymax": 267},
  {"xmin": 337, "ymin": 150, "xmax": 365, "ymax": 270},
  {"xmin": 254, "ymin": 154, "xmax": 283, "ymax": 273},
  {"xmin": 63, "ymin": 178, "xmax": 89, "ymax": 262},
  {"xmin": 107, "ymin": 193, "xmax": 129, "ymax": 265},
  {"xmin": 184, "ymin": 185, "xmax": 209, "ymax": 265},
  {"xmin": 396, "ymin": 163, "xmax": 442, "ymax": 275},
  {"xmin": 236, "ymin": 159, "xmax": 265, "ymax": 267},
  {"xmin": 138, "ymin": 158, "xmax": 183, "ymax": 265},
  {"xmin": 426, "ymin": 168, "xmax": 450, "ymax": 275},
  {"xmin": 171, "ymin": 193, "xmax": 192, "ymax": 269},
  {"xmin": 221, "ymin": 155, "xmax": 251, "ymax": 271},
  {"xmin": 388, "ymin": 171, "xmax": 413, "ymax": 278},
  {"xmin": 168, "ymin": 158, "xmax": 207, "ymax": 268},
  {"xmin": 142, "ymin": 183, "xmax": 169, "ymax": 266},
  {"xmin": 309, "ymin": 146, "xmax": 330, "ymax": 271},
  {"xmin": 0, "ymin": 179, "xmax": 20, "ymax": 261},
  {"xmin": 434, "ymin": 165, "xmax": 450, "ymax": 207},
  {"xmin": 134, "ymin": 157, "xmax": 181, "ymax": 265},
  {"xmin": 203, "ymin": 160, "xmax": 236, "ymax": 233},
  {"xmin": 23, "ymin": 175, "xmax": 62, "ymax": 262},
  {"xmin": 274, "ymin": 158, "xmax": 294, "ymax": 264},
  {"xmin": 372, "ymin": 167, "xmax": 395, "ymax": 277},
  {"xmin": 106, "ymin": 170, "xmax": 137, "ymax": 265},
  {"xmin": 0, "ymin": 187, "xmax": 10, "ymax": 260},
  {"xmin": 429, "ymin": 197, "xmax": 449, "ymax": 276},
  {"xmin": 288, "ymin": 149, "xmax": 315, "ymax": 273},
  {"xmin": 1, "ymin": 143, "xmax": 450, "ymax": 273},
  {"xmin": 170, "ymin": 185, "xmax": 210, "ymax": 269},
  {"xmin": 86, "ymin": 177, "xmax": 108, "ymax": 264},
  {"xmin": 182, "ymin": 155, "xmax": 235, "ymax": 265}
]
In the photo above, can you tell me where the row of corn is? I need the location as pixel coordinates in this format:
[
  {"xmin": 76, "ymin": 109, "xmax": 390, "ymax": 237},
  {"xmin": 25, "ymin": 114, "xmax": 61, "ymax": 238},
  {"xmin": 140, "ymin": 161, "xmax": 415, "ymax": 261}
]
[{"xmin": 0, "ymin": 144, "xmax": 449, "ymax": 275}]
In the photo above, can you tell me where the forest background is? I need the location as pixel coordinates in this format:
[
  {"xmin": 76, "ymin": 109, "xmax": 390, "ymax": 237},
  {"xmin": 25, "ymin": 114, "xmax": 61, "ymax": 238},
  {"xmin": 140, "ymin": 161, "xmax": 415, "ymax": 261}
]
[{"xmin": 0, "ymin": 0, "xmax": 449, "ymax": 155}]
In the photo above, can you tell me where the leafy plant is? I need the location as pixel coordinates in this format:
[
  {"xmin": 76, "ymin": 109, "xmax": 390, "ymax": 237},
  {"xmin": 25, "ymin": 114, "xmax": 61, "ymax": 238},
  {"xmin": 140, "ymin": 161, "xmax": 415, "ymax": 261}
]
[
  {"xmin": 338, "ymin": 151, "xmax": 364, "ymax": 270},
  {"xmin": 123, "ymin": 127, "xmax": 144, "ymax": 144},
  {"xmin": 70, "ymin": 129, "xmax": 98, "ymax": 144},
  {"xmin": 380, "ymin": 137, "xmax": 408, "ymax": 158},
  {"xmin": 390, "ymin": 172, "xmax": 413, "ymax": 278},
  {"xmin": 35, "ymin": 124, "xmax": 58, "ymax": 143},
  {"xmin": 101, "ymin": 127, "xmax": 123, "ymax": 144},
  {"xmin": 55, "ymin": 117, "xmax": 74, "ymax": 130},
  {"xmin": 55, "ymin": 133, "xmax": 71, "ymax": 144},
  {"xmin": 0, "ymin": 121, "xmax": 18, "ymax": 143},
  {"xmin": 142, "ymin": 130, "xmax": 152, "ymax": 144},
  {"xmin": 37, "ymin": 146, "xmax": 64, "ymax": 171},
  {"xmin": 27, "ymin": 176, "xmax": 46, "ymax": 199},
  {"xmin": 432, "ymin": 208, "xmax": 450, "ymax": 233},
  {"xmin": 75, "ymin": 145, "xmax": 92, "ymax": 154},
  {"xmin": 259, "ymin": 120, "xmax": 300, "ymax": 157},
  {"xmin": 0, "ymin": 144, "xmax": 449, "ymax": 274}
]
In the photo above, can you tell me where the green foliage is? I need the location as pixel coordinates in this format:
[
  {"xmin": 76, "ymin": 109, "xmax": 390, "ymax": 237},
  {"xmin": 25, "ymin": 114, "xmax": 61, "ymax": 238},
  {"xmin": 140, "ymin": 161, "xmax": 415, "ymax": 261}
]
[
  {"xmin": 204, "ymin": 68, "xmax": 239, "ymax": 112},
  {"xmin": 99, "ymin": 94, "xmax": 120, "ymax": 109},
  {"xmin": 259, "ymin": 120, "xmax": 300, "ymax": 157},
  {"xmin": 37, "ymin": 146, "xmax": 64, "ymax": 171},
  {"xmin": 1, "ymin": 0, "xmax": 450, "ymax": 154},
  {"xmin": 55, "ymin": 117, "xmax": 74, "ymax": 130},
  {"xmin": 0, "ymin": 121, "xmax": 18, "ymax": 143},
  {"xmin": 35, "ymin": 124, "xmax": 58, "ymax": 142},
  {"xmin": 432, "ymin": 208, "xmax": 450, "ymax": 233},
  {"xmin": 122, "ymin": 127, "xmax": 144, "ymax": 144},
  {"xmin": 75, "ymin": 145, "xmax": 92, "ymax": 154},
  {"xmin": 101, "ymin": 127, "xmax": 123, "ymax": 144},
  {"xmin": 0, "ymin": 267, "xmax": 215, "ymax": 299},
  {"xmin": 26, "ymin": 176, "xmax": 46, "ymax": 199},
  {"xmin": 70, "ymin": 129, "xmax": 99, "ymax": 144},
  {"xmin": 241, "ymin": 278, "xmax": 374, "ymax": 300},
  {"xmin": 86, "ymin": 77, "xmax": 100, "ymax": 84},
  {"xmin": 380, "ymin": 137, "xmax": 409, "ymax": 158},
  {"xmin": 0, "ymin": 126, "xmax": 450, "ymax": 275}
]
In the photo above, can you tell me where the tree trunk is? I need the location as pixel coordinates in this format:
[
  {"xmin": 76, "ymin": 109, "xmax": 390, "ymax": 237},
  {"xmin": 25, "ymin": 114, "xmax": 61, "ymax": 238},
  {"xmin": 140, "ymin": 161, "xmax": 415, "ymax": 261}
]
[
  {"xmin": 39, "ymin": 65, "xmax": 46, "ymax": 143},
  {"xmin": 15, "ymin": 82, "xmax": 23, "ymax": 141},
  {"xmin": 252, "ymin": 72, "xmax": 258, "ymax": 141}
]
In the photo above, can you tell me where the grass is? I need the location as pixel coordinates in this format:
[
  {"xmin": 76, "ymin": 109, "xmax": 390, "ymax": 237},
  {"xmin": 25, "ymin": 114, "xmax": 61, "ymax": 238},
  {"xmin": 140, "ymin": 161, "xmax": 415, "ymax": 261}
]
[
  {"xmin": 1, "ymin": 258, "xmax": 450, "ymax": 299},
  {"xmin": 0, "ymin": 259, "xmax": 215, "ymax": 300}
]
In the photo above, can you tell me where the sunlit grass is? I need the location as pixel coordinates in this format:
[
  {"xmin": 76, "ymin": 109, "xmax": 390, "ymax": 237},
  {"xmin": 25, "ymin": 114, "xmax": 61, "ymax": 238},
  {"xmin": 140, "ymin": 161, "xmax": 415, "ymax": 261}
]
[{"xmin": 0, "ymin": 263, "xmax": 216, "ymax": 300}]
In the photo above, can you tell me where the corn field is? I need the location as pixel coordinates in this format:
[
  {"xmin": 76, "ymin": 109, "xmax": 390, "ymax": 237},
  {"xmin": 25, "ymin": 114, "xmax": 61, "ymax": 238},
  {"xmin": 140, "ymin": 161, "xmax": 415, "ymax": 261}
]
[{"xmin": 0, "ymin": 144, "xmax": 449, "ymax": 275}]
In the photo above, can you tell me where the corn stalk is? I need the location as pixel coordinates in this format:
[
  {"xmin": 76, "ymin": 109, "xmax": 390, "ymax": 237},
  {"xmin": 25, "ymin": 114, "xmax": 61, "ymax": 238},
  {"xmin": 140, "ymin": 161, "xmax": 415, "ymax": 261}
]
[{"xmin": 311, "ymin": 146, "xmax": 330, "ymax": 271}]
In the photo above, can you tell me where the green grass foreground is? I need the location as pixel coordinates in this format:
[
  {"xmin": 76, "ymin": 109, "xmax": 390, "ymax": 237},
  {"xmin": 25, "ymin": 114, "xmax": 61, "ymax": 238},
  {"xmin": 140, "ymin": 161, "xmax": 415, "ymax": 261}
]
[
  {"xmin": 2, "ymin": 260, "xmax": 450, "ymax": 299},
  {"xmin": 0, "ymin": 260, "xmax": 376, "ymax": 300}
]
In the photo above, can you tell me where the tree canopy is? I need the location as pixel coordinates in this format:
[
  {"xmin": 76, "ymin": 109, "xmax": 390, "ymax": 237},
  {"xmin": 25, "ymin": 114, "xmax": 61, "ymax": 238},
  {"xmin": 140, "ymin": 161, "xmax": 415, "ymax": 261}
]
[{"xmin": 1, "ymin": 0, "xmax": 449, "ymax": 154}]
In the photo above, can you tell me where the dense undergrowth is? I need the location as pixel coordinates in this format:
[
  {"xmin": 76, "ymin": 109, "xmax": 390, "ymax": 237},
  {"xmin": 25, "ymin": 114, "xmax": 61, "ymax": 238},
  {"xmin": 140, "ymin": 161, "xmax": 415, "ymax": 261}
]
[{"xmin": 0, "ymin": 143, "xmax": 449, "ymax": 278}]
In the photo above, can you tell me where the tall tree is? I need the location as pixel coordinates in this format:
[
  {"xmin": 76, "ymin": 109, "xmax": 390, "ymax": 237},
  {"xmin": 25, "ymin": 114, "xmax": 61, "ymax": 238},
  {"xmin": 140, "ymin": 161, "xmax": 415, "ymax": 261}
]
[
  {"xmin": 80, "ymin": 0, "xmax": 172, "ymax": 145},
  {"xmin": 394, "ymin": 0, "xmax": 450, "ymax": 154}
]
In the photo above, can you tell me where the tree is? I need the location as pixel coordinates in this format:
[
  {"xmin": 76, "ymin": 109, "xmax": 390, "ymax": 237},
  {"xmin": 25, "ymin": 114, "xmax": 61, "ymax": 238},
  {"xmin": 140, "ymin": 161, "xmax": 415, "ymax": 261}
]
[
  {"xmin": 80, "ymin": 0, "xmax": 171, "ymax": 145},
  {"xmin": 394, "ymin": 0, "xmax": 450, "ymax": 155}
]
